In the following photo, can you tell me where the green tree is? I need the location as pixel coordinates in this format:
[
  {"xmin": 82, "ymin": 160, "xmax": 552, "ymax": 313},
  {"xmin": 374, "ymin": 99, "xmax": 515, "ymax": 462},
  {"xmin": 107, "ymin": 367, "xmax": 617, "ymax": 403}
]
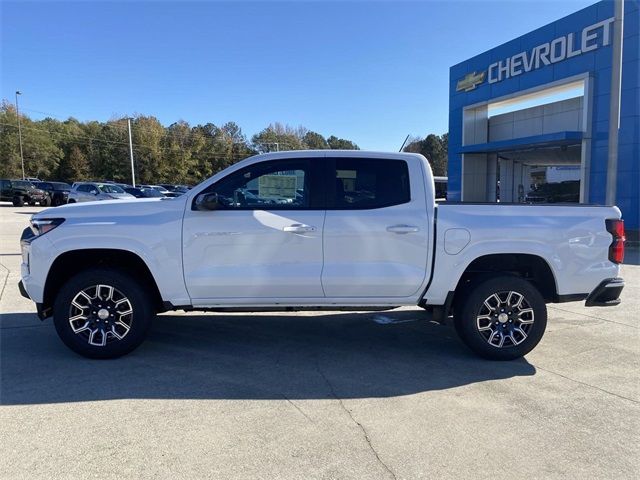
[
  {"xmin": 62, "ymin": 146, "xmax": 90, "ymax": 181},
  {"xmin": 0, "ymin": 99, "xmax": 362, "ymax": 184},
  {"xmin": 303, "ymin": 131, "xmax": 329, "ymax": 149},
  {"xmin": 403, "ymin": 133, "xmax": 448, "ymax": 176},
  {"xmin": 251, "ymin": 123, "xmax": 305, "ymax": 152},
  {"xmin": 327, "ymin": 135, "xmax": 359, "ymax": 150}
]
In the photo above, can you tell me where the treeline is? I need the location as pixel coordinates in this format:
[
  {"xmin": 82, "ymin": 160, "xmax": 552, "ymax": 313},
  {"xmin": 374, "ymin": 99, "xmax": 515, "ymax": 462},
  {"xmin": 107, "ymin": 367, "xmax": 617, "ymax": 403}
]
[
  {"xmin": 0, "ymin": 101, "xmax": 448, "ymax": 183},
  {"xmin": 402, "ymin": 133, "xmax": 448, "ymax": 177},
  {"xmin": 0, "ymin": 102, "xmax": 360, "ymax": 184}
]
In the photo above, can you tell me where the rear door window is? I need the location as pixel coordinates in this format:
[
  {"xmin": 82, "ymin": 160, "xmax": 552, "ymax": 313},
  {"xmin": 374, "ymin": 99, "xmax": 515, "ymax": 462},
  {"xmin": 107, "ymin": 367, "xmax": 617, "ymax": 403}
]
[{"xmin": 329, "ymin": 158, "xmax": 410, "ymax": 209}]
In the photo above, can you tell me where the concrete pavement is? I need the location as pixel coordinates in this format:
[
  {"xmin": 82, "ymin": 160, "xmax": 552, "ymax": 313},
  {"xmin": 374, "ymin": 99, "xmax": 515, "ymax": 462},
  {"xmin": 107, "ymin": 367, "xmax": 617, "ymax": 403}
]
[{"xmin": 1, "ymin": 203, "xmax": 638, "ymax": 479}]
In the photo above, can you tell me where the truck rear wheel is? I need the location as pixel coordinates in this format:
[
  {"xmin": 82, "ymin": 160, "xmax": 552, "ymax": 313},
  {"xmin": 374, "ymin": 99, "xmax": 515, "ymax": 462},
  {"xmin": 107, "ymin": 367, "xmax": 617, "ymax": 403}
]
[
  {"xmin": 53, "ymin": 268, "xmax": 154, "ymax": 359},
  {"xmin": 454, "ymin": 275, "xmax": 547, "ymax": 360}
]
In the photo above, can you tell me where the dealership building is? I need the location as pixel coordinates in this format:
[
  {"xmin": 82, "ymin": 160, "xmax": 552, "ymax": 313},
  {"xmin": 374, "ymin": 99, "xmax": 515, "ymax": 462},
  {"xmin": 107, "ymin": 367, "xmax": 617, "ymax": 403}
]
[{"xmin": 448, "ymin": 0, "xmax": 639, "ymax": 234}]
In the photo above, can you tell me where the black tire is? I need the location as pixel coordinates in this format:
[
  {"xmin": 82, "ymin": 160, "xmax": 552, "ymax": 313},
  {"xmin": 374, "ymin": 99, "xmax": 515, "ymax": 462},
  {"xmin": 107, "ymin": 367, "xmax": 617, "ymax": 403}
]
[
  {"xmin": 53, "ymin": 268, "xmax": 155, "ymax": 359},
  {"xmin": 454, "ymin": 275, "xmax": 547, "ymax": 360},
  {"xmin": 28, "ymin": 200, "xmax": 36, "ymax": 206},
  {"xmin": 41, "ymin": 197, "xmax": 52, "ymax": 207},
  {"xmin": 52, "ymin": 197, "xmax": 62, "ymax": 207},
  {"xmin": 12, "ymin": 196, "xmax": 24, "ymax": 207},
  {"xmin": 67, "ymin": 199, "xmax": 76, "ymax": 204}
]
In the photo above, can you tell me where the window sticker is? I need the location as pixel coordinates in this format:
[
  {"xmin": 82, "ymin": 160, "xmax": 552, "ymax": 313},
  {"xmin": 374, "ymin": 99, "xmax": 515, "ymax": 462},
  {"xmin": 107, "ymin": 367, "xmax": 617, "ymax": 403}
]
[{"xmin": 258, "ymin": 174, "xmax": 297, "ymax": 199}]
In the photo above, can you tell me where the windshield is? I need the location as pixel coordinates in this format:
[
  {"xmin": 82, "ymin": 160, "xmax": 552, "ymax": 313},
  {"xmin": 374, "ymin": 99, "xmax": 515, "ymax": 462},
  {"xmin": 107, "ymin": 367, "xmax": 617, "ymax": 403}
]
[{"xmin": 98, "ymin": 184, "xmax": 125, "ymax": 194}]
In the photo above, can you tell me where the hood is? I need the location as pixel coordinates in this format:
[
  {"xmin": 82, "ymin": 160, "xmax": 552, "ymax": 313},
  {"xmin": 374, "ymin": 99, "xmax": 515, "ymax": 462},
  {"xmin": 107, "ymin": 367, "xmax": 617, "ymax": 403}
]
[{"xmin": 33, "ymin": 196, "xmax": 187, "ymax": 221}]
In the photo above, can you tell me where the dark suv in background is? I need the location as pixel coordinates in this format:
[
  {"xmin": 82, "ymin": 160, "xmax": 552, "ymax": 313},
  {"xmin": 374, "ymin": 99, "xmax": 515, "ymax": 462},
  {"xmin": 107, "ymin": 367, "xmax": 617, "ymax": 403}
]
[
  {"xmin": 525, "ymin": 180, "xmax": 580, "ymax": 204},
  {"xmin": 34, "ymin": 181, "xmax": 72, "ymax": 206},
  {"xmin": 0, "ymin": 179, "xmax": 50, "ymax": 206}
]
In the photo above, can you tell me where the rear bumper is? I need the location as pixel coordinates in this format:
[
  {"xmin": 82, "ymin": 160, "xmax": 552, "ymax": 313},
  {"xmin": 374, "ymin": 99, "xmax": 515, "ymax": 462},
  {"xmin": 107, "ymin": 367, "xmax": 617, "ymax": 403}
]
[{"xmin": 585, "ymin": 277, "xmax": 624, "ymax": 307}]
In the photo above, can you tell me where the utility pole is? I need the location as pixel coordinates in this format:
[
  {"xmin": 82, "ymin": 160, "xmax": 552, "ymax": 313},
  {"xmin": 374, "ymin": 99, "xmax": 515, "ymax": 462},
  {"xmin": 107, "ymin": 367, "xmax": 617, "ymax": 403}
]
[
  {"xmin": 15, "ymin": 91, "xmax": 25, "ymax": 180},
  {"xmin": 127, "ymin": 118, "xmax": 136, "ymax": 187},
  {"xmin": 606, "ymin": 0, "xmax": 624, "ymax": 205}
]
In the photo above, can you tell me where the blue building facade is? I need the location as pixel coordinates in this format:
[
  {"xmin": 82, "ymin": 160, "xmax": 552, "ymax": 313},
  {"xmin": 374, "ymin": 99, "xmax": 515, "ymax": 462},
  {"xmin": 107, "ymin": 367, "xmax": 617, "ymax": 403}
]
[{"xmin": 448, "ymin": 0, "xmax": 639, "ymax": 233}]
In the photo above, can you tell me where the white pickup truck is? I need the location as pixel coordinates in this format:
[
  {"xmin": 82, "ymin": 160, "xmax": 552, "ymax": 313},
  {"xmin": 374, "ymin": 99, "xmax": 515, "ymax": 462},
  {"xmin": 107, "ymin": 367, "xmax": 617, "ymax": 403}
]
[{"xmin": 19, "ymin": 151, "xmax": 626, "ymax": 360}]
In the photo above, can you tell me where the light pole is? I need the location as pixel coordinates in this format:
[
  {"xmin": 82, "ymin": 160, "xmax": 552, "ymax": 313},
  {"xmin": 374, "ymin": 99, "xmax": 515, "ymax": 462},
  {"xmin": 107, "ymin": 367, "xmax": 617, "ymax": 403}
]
[
  {"xmin": 15, "ymin": 91, "xmax": 25, "ymax": 180},
  {"xmin": 127, "ymin": 118, "xmax": 136, "ymax": 187}
]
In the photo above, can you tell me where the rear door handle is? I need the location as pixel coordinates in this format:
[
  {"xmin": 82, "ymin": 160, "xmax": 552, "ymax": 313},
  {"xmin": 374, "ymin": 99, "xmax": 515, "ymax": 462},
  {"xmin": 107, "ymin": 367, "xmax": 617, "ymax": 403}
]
[
  {"xmin": 283, "ymin": 224, "xmax": 316, "ymax": 233},
  {"xmin": 386, "ymin": 224, "xmax": 419, "ymax": 234}
]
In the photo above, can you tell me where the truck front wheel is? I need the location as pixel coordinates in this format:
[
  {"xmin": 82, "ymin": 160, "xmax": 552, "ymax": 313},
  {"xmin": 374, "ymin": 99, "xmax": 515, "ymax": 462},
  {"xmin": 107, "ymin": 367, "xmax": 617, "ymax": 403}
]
[
  {"xmin": 454, "ymin": 275, "xmax": 547, "ymax": 360},
  {"xmin": 53, "ymin": 268, "xmax": 154, "ymax": 359}
]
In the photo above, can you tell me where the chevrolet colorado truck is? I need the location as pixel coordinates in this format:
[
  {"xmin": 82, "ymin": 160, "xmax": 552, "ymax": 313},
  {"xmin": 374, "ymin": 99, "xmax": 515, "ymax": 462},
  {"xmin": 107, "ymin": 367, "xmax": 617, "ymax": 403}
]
[{"xmin": 18, "ymin": 151, "xmax": 626, "ymax": 360}]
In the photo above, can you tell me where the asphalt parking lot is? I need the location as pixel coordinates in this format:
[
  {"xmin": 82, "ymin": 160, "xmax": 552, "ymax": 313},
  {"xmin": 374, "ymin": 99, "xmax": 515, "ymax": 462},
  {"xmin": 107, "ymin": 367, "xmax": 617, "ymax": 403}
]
[{"xmin": 1, "ymin": 203, "xmax": 638, "ymax": 479}]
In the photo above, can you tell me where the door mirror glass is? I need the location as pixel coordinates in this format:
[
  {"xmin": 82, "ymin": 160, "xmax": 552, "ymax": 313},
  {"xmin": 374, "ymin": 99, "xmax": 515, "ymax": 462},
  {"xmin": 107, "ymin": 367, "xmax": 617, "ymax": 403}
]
[{"xmin": 195, "ymin": 192, "xmax": 219, "ymax": 211}]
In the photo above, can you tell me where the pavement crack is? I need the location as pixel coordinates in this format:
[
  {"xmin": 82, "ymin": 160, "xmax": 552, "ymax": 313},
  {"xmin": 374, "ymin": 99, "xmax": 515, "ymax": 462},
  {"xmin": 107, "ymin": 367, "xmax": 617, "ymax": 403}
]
[
  {"xmin": 0, "ymin": 259, "xmax": 10, "ymax": 304},
  {"xmin": 281, "ymin": 394, "xmax": 314, "ymax": 423},
  {"xmin": 316, "ymin": 361, "xmax": 397, "ymax": 480},
  {"xmin": 536, "ymin": 365, "xmax": 640, "ymax": 405}
]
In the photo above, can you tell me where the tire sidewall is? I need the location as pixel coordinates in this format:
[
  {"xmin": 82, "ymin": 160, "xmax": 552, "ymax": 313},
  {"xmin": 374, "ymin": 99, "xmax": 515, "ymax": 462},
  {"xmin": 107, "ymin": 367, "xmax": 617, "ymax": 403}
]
[
  {"xmin": 454, "ymin": 275, "xmax": 547, "ymax": 360},
  {"xmin": 53, "ymin": 268, "xmax": 154, "ymax": 359}
]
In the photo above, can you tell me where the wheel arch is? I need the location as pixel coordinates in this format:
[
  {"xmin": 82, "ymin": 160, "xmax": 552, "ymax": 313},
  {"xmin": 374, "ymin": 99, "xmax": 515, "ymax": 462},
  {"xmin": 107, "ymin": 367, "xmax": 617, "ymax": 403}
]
[
  {"xmin": 42, "ymin": 248, "xmax": 165, "ymax": 318},
  {"xmin": 445, "ymin": 253, "xmax": 558, "ymax": 316}
]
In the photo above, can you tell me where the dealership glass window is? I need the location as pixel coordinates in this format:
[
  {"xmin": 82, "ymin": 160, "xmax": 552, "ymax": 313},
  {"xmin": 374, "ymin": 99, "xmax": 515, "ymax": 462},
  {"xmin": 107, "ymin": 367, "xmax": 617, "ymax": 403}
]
[
  {"xmin": 330, "ymin": 158, "xmax": 410, "ymax": 209},
  {"xmin": 208, "ymin": 159, "xmax": 313, "ymax": 210}
]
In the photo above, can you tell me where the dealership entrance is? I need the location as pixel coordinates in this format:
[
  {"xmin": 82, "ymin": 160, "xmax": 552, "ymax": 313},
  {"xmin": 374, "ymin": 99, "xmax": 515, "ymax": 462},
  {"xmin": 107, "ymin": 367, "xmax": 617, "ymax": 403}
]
[{"xmin": 458, "ymin": 80, "xmax": 586, "ymax": 203}]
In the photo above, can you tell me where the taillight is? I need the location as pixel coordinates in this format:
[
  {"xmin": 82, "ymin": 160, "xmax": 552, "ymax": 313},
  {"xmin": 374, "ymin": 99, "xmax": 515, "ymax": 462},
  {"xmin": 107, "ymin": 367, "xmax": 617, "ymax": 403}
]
[{"xmin": 605, "ymin": 218, "xmax": 625, "ymax": 264}]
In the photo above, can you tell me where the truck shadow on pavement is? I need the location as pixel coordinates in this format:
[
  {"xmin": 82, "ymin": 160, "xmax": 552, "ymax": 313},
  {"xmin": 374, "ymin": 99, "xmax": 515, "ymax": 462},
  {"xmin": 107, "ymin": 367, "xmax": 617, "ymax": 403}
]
[{"xmin": 1, "ymin": 310, "xmax": 535, "ymax": 405}]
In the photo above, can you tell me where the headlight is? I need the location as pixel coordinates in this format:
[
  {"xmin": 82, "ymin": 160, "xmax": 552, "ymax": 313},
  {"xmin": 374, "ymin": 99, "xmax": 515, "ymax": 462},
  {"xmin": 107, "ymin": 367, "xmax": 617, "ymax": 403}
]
[{"xmin": 30, "ymin": 218, "xmax": 65, "ymax": 236}]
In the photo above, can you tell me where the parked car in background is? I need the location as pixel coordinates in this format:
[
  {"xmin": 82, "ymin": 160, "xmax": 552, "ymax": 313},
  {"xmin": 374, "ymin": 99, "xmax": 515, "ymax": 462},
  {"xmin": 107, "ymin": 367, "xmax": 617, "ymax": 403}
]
[
  {"xmin": 159, "ymin": 184, "xmax": 191, "ymax": 194},
  {"xmin": 34, "ymin": 181, "xmax": 72, "ymax": 206},
  {"xmin": 25, "ymin": 177, "xmax": 42, "ymax": 182},
  {"xmin": 124, "ymin": 187, "xmax": 164, "ymax": 198},
  {"xmin": 139, "ymin": 184, "xmax": 182, "ymax": 198},
  {"xmin": 102, "ymin": 181, "xmax": 132, "ymax": 189},
  {"xmin": 0, "ymin": 179, "xmax": 49, "ymax": 206},
  {"xmin": 526, "ymin": 181, "xmax": 580, "ymax": 203},
  {"xmin": 68, "ymin": 182, "xmax": 135, "ymax": 203}
]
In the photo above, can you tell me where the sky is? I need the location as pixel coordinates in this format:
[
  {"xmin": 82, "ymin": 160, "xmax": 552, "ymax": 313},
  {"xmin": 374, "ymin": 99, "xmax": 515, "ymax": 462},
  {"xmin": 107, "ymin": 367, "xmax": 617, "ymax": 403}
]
[{"xmin": 1, "ymin": 0, "xmax": 597, "ymax": 151}]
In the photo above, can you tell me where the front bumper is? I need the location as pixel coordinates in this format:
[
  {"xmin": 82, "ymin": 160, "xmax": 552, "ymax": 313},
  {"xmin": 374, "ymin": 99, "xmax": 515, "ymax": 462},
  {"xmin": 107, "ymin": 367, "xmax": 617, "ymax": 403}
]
[
  {"xmin": 18, "ymin": 280, "xmax": 30, "ymax": 299},
  {"xmin": 18, "ymin": 280, "xmax": 50, "ymax": 320},
  {"xmin": 585, "ymin": 277, "xmax": 624, "ymax": 307}
]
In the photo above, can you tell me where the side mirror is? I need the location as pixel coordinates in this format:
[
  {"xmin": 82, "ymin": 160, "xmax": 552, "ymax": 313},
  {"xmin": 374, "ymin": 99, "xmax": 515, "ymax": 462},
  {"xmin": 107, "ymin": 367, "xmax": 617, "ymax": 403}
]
[
  {"xmin": 90, "ymin": 189, "xmax": 99, "ymax": 195},
  {"xmin": 195, "ymin": 192, "xmax": 219, "ymax": 211}
]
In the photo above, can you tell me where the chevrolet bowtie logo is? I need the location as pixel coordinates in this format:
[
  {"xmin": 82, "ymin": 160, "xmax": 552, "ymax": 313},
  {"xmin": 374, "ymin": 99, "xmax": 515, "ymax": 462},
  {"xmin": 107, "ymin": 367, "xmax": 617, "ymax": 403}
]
[{"xmin": 456, "ymin": 71, "xmax": 486, "ymax": 92}]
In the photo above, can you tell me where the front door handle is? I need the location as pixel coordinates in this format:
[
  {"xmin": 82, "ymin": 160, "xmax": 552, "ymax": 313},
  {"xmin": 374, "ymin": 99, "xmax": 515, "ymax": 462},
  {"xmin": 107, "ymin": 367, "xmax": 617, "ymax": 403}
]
[
  {"xmin": 283, "ymin": 224, "xmax": 316, "ymax": 233},
  {"xmin": 386, "ymin": 224, "xmax": 419, "ymax": 234}
]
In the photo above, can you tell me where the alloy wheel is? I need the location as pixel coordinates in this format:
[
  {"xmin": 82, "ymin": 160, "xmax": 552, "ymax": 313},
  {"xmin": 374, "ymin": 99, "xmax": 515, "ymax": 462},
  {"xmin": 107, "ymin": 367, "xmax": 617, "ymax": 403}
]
[
  {"xmin": 475, "ymin": 290, "xmax": 535, "ymax": 348},
  {"xmin": 68, "ymin": 284, "xmax": 133, "ymax": 347}
]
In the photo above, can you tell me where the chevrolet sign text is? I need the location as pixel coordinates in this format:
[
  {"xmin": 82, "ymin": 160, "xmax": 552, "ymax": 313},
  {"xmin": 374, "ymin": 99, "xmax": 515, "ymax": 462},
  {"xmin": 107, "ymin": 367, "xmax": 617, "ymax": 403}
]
[{"xmin": 488, "ymin": 17, "xmax": 614, "ymax": 83}]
